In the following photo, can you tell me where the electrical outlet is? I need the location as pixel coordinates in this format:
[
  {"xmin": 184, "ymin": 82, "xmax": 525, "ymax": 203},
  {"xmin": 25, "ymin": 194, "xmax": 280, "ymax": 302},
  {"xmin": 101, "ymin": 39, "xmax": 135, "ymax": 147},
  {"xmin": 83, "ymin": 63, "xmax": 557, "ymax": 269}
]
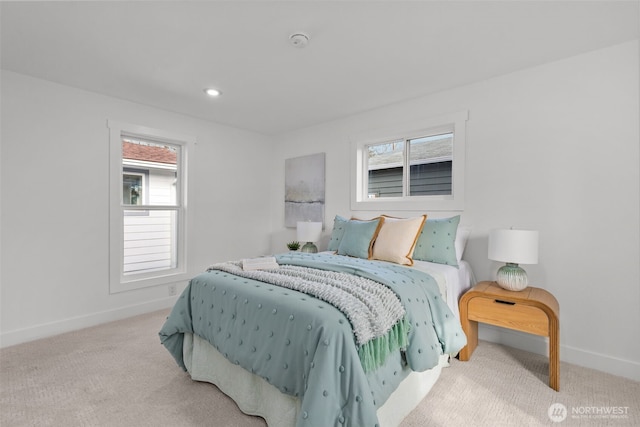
[{"xmin": 168, "ymin": 284, "xmax": 177, "ymax": 296}]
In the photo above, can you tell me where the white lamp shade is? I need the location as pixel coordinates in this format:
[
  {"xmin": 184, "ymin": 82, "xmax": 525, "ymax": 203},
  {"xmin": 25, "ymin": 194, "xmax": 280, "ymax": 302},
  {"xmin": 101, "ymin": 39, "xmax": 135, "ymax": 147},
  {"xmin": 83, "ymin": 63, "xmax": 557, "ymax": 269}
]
[
  {"xmin": 297, "ymin": 221, "xmax": 322, "ymax": 243},
  {"xmin": 488, "ymin": 229, "xmax": 539, "ymax": 265}
]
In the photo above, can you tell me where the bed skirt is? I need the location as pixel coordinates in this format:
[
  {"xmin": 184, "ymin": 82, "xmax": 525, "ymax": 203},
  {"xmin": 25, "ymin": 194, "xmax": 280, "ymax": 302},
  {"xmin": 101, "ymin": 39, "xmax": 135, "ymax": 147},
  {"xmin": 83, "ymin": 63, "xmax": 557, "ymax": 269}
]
[{"xmin": 183, "ymin": 333, "xmax": 448, "ymax": 427}]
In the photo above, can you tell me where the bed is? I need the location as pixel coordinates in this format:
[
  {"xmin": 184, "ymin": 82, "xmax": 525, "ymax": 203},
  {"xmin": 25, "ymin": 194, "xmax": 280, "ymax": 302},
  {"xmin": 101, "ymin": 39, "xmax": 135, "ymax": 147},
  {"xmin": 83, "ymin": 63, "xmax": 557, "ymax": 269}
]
[{"xmin": 160, "ymin": 215, "xmax": 474, "ymax": 427}]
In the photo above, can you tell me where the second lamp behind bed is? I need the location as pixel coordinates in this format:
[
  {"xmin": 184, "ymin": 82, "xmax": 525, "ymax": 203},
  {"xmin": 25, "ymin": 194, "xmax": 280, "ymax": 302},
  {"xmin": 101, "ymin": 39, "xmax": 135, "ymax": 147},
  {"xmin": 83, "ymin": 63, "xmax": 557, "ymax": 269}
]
[{"xmin": 297, "ymin": 221, "xmax": 323, "ymax": 253}]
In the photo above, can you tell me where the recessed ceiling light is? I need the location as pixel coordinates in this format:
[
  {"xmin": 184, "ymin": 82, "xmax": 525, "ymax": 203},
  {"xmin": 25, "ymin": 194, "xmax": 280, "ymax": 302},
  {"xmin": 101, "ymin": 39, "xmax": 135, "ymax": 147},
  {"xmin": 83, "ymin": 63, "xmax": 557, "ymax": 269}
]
[{"xmin": 204, "ymin": 88, "xmax": 221, "ymax": 97}]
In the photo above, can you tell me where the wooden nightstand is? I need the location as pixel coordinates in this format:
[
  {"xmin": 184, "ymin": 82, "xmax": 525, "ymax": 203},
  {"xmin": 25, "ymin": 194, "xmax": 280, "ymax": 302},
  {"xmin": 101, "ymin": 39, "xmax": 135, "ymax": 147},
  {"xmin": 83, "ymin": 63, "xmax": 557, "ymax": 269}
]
[{"xmin": 459, "ymin": 281, "xmax": 560, "ymax": 391}]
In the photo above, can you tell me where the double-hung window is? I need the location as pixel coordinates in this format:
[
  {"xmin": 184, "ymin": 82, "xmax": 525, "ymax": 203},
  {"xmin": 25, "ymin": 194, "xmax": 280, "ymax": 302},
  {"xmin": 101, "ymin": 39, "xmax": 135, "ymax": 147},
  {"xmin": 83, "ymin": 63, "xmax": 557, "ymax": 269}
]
[
  {"xmin": 108, "ymin": 121, "xmax": 191, "ymax": 293},
  {"xmin": 352, "ymin": 111, "xmax": 468, "ymax": 211}
]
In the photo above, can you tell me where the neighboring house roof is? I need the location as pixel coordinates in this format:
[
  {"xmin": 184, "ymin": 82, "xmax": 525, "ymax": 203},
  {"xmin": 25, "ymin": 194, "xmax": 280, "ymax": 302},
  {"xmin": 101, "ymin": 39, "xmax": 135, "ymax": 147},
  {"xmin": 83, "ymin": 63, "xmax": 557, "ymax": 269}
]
[{"xmin": 123, "ymin": 140, "xmax": 177, "ymax": 165}]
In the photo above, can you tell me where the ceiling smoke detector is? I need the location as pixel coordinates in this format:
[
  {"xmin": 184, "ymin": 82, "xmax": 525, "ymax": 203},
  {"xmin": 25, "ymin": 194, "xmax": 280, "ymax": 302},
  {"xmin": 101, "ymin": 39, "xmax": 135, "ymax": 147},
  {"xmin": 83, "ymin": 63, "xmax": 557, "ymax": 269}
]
[{"xmin": 289, "ymin": 33, "xmax": 310, "ymax": 48}]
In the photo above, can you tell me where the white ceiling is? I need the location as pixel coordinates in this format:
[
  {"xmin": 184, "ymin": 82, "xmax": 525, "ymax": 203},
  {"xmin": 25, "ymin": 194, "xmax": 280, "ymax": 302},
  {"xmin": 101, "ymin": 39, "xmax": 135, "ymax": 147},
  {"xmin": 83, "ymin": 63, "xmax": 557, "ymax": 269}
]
[{"xmin": 2, "ymin": 1, "xmax": 638, "ymax": 135}]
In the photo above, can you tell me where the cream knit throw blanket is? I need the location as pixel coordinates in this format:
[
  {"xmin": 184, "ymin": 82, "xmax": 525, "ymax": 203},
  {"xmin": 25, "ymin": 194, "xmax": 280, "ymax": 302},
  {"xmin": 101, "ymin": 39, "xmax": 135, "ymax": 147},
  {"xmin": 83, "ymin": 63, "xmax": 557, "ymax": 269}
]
[{"xmin": 207, "ymin": 261, "xmax": 409, "ymax": 371}]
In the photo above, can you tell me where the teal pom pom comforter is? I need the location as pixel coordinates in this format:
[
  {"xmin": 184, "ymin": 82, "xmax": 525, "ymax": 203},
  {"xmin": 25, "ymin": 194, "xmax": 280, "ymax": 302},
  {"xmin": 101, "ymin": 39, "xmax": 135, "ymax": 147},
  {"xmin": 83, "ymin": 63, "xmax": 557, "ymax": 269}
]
[{"xmin": 159, "ymin": 252, "xmax": 466, "ymax": 427}]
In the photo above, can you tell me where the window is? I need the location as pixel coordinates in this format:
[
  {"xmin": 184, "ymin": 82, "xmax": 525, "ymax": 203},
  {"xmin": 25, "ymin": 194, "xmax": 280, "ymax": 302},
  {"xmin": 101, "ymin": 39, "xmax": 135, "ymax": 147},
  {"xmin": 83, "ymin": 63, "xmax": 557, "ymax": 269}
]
[
  {"xmin": 123, "ymin": 168, "xmax": 149, "ymax": 215},
  {"xmin": 367, "ymin": 133, "xmax": 453, "ymax": 198},
  {"xmin": 352, "ymin": 111, "xmax": 467, "ymax": 211},
  {"xmin": 108, "ymin": 121, "xmax": 192, "ymax": 293}
]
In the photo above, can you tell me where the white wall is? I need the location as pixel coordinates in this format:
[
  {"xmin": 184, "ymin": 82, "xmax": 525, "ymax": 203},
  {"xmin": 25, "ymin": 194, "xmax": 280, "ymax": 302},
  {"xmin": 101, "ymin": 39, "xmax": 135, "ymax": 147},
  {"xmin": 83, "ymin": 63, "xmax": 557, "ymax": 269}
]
[
  {"xmin": 2, "ymin": 40, "xmax": 638, "ymax": 381},
  {"xmin": 0, "ymin": 71, "xmax": 274, "ymax": 345},
  {"xmin": 269, "ymin": 41, "xmax": 640, "ymax": 380}
]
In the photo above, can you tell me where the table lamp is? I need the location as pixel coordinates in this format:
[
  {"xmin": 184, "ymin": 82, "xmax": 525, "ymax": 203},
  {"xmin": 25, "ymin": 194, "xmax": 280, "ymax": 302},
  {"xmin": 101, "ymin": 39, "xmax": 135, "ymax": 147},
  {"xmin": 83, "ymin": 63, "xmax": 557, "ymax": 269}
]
[
  {"xmin": 297, "ymin": 221, "xmax": 322, "ymax": 253},
  {"xmin": 488, "ymin": 228, "xmax": 539, "ymax": 291}
]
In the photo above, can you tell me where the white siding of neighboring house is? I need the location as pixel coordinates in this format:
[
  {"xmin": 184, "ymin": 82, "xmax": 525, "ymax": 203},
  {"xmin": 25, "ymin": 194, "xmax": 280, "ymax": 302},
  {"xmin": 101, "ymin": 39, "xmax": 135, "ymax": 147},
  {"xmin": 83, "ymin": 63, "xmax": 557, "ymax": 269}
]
[{"xmin": 123, "ymin": 166, "xmax": 177, "ymax": 274}]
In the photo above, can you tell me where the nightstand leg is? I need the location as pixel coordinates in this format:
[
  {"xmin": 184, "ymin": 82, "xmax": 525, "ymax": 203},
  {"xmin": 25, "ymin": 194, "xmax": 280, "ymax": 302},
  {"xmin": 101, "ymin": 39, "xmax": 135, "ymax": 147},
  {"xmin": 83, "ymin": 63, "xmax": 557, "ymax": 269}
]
[
  {"xmin": 549, "ymin": 324, "xmax": 560, "ymax": 391},
  {"xmin": 459, "ymin": 319, "xmax": 478, "ymax": 361}
]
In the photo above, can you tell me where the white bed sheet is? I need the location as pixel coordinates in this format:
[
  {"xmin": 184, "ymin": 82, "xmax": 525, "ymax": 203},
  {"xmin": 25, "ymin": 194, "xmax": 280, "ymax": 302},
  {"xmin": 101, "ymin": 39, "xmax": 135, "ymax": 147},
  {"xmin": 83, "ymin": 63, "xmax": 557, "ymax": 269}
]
[{"xmin": 411, "ymin": 259, "xmax": 476, "ymax": 320}]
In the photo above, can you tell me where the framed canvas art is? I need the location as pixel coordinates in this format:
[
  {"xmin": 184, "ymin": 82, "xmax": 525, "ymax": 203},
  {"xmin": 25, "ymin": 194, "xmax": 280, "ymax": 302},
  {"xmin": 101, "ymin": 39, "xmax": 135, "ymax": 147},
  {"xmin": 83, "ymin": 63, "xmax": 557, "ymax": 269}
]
[{"xmin": 285, "ymin": 153, "xmax": 325, "ymax": 228}]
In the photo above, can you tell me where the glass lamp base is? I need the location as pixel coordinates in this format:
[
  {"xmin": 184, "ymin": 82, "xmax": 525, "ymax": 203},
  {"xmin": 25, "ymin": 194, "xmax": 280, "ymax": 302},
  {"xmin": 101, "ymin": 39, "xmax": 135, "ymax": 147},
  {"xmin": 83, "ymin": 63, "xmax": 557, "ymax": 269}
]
[
  {"xmin": 496, "ymin": 263, "xmax": 528, "ymax": 291},
  {"xmin": 300, "ymin": 242, "xmax": 318, "ymax": 253}
]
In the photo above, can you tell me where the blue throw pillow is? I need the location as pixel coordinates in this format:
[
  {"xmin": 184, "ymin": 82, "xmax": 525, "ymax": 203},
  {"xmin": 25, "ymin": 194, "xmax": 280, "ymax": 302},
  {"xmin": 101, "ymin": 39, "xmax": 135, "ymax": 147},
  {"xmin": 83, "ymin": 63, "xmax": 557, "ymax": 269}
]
[
  {"xmin": 327, "ymin": 215, "xmax": 349, "ymax": 252},
  {"xmin": 337, "ymin": 218, "xmax": 383, "ymax": 259},
  {"xmin": 413, "ymin": 216, "xmax": 460, "ymax": 267}
]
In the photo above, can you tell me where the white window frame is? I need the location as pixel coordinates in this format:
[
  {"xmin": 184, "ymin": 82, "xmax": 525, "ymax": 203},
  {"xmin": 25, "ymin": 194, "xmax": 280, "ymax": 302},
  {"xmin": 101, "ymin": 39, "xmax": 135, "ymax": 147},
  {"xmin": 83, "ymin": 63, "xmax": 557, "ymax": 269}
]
[
  {"xmin": 108, "ymin": 120, "xmax": 192, "ymax": 293},
  {"xmin": 351, "ymin": 110, "xmax": 468, "ymax": 211}
]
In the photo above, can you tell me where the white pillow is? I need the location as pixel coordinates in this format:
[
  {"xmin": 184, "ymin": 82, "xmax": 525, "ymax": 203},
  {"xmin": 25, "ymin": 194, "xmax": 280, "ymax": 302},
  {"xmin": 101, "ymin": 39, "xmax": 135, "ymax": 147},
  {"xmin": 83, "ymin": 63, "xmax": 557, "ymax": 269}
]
[
  {"xmin": 372, "ymin": 215, "xmax": 426, "ymax": 265},
  {"xmin": 455, "ymin": 226, "xmax": 472, "ymax": 262}
]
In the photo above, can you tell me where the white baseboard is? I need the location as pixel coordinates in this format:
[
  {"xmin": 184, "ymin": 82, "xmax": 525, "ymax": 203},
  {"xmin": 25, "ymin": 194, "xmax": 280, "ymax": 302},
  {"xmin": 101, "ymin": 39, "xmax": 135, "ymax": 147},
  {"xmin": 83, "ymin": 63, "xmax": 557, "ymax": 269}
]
[
  {"xmin": 0, "ymin": 297, "xmax": 177, "ymax": 348},
  {"xmin": 478, "ymin": 324, "xmax": 640, "ymax": 382}
]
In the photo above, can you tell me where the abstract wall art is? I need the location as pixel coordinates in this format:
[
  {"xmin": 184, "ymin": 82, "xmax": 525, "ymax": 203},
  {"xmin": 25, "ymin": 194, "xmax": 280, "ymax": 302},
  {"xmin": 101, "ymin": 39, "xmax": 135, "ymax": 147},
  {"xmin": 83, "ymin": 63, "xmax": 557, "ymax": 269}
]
[{"xmin": 285, "ymin": 152, "xmax": 325, "ymax": 228}]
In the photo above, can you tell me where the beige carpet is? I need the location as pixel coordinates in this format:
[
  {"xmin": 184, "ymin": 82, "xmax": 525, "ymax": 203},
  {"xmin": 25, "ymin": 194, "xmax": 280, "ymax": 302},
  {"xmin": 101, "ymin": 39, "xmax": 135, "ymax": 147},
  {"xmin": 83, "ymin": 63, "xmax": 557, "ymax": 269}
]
[{"xmin": 1, "ymin": 309, "xmax": 638, "ymax": 426}]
